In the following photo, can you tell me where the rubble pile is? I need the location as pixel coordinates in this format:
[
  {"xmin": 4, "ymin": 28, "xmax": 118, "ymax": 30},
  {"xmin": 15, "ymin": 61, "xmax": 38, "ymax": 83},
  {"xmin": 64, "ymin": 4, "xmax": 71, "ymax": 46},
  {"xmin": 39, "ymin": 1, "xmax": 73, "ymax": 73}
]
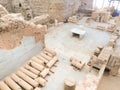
[
  {"xmin": 92, "ymin": 9, "xmax": 111, "ymax": 22},
  {"xmin": 30, "ymin": 14, "xmax": 49, "ymax": 25},
  {"xmin": 0, "ymin": 4, "xmax": 8, "ymax": 17},
  {"xmin": 0, "ymin": 5, "xmax": 46, "ymax": 49}
]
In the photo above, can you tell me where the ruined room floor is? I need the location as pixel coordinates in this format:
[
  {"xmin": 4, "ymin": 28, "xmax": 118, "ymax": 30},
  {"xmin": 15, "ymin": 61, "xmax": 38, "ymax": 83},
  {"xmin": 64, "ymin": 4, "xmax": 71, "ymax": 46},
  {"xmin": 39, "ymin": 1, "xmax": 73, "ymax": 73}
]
[
  {"xmin": 44, "ymin": 22, "xmax": 111, "ymax": 90},
  {"xmin": 0, "ymin": 36, "xmax": 42, "ymax": 79},
  {"xmin": 98, "ymin": 72, "xmax": 120, "ymax": 90},
  {"xmin": 98, "ymin": 38, "xmax": 120, "ymax": 90}
]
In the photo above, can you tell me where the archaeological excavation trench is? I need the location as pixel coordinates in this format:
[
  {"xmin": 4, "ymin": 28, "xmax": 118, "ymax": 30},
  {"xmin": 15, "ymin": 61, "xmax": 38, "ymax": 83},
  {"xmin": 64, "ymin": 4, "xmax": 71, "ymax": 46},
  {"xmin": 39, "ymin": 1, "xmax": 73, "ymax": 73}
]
[{"xmin": 0, "ymin": 0, "xmax": 120, "ymax": 90}]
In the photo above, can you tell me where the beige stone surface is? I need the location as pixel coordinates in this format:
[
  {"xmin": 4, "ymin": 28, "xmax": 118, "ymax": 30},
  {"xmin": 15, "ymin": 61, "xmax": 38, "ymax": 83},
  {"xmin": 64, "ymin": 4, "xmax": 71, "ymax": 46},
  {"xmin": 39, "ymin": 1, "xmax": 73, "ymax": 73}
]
[
  {"xmin": 3, "ymin": 0, "xmax": 81, "ymax": 21},
  {"xmin": 98, "ymin": 74, "xmax": 120, "ymax": 90},
  {"xmin": 0, "ymin": 4, "xmax": 9, "ymax": 17},
  {"xmin": 0, "ymin": 0, "xmax": 93, "ymax": 21},
  {"xmin": 0, "ymin": 13, "xmax": 45, "ymax": 49},
  {"xmin": 30, "ymin": 14, "xmax": 49, "ymax": 25},
  {"xmin": 0, "ymin": 0, "xmax": 12, "ymax": 12},
  {"xmin": 92, "ymin": 9, "xmax": 111, "ymax": 23},
  {"xmin": 64, "ymin": 77, "xmax": 76, "ymax": 90}
]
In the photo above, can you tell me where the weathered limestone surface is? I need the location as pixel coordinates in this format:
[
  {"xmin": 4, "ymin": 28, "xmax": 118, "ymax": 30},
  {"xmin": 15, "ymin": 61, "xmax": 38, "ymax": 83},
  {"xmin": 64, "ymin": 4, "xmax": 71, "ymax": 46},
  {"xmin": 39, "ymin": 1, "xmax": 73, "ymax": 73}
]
[
  {"xmin": 0, "ymin": 5, "xmax": 46, "ymax": 80},
  {"xmin": 0, "ymin": 0, "xmax": 93, "ymax": 21},
  {"xmin": 12, "ymin": 0, "xmax": 81, "ymax": 21},
  {"xmin": 0, "ymin": 4, "xmax": 9, "ymax": 17},
  {"xmin": 79, "ymin": 0, "xmax": 93, "ymax": 14},
  {"xmin": 0, "ymin": 0, "xmax": 82, "ymax": 21},
  {"xmin": 30, "ymin": 14, "xmax": 49, "ymax": 25},
  {"xmin": 0, "ymin": 0, "xmax": 13, "ymax": 12},
  {"xmin": 12, "ymin": 0, "xmax": 33, "ymax": 20}
]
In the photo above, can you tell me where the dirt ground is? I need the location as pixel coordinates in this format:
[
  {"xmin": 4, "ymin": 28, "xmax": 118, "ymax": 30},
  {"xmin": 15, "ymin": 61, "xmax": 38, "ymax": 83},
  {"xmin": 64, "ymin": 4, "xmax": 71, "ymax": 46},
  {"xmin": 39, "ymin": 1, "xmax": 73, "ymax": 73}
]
[
  {"xmin": 98, "ymin": 38, "xmax": 120, "ymax": 90},
  {"xmin": 98, "ymin": 72, "xmax": 120, "ymax": 90}
]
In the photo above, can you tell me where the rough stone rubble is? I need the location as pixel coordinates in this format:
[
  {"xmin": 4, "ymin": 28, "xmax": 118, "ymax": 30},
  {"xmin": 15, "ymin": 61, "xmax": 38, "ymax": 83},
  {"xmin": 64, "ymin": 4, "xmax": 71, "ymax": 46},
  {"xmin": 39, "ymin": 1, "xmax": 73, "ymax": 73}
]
[
  {"xmin": 0, "ymin": 0, "xmax": 93, "ymax": 21},
  {"xmin": 0, "ymin": 4, "xmax": 45, "ymax": 49}
]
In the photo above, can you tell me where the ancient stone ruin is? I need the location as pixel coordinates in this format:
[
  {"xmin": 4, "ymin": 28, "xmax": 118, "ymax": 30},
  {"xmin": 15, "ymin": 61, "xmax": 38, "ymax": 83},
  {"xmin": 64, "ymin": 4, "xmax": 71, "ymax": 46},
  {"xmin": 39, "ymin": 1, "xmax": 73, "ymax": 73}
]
[{"xmin": 0, "ymin": 0, "xmax": 120, "ymax": 90}]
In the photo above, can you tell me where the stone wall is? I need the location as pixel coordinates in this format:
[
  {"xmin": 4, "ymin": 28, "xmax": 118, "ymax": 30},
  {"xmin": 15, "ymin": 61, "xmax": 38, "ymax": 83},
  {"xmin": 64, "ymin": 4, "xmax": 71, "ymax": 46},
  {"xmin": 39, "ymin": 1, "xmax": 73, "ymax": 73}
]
[
  {"xmin": 11, "ymin": 0, "xmax": 82, "ymax": 21},
  {"xmin": 0, "ymin": 0, "xmax": 81, "ymax": 21},
  {"xmin": 0, "ymin": 0, "xmax": 13, "ymax": 12},
  {"xmin": 0, "ymin": 4, "xmax": 9, "ymax": 17},
  {"xmin": 0, "ymin": 6, "xmax": 45, "ymax": 79},
  {"xmin": 12, "ymin": 0, "xmax": 33, "ymax": 20},
  {"xmin": 79, "ymin": 0, "xmax": 93, "ymax": 14},
  {"xmin": 0, "ymin": 0, "xmax": 93, "ymax": 21}
]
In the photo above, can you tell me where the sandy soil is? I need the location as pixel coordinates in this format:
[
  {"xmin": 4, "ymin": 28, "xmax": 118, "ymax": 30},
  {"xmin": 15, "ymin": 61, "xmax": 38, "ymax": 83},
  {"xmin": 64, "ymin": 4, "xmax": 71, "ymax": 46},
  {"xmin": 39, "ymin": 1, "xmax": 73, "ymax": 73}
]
[{"xmin": 98, "ymin": 73, "xmax": 120, "ymax": 90}]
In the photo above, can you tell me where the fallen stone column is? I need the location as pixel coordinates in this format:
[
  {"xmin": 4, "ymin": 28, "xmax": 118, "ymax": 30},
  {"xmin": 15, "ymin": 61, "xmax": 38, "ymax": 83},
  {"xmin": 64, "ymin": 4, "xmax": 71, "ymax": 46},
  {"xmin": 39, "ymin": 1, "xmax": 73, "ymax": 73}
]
[
  {"xmin": 16, "ymin": 71, "xmax": 39, "ymax": 87},
  {"xmin": 29, "ymin": 61, "xmax": 44, "ymax": 71},
  {"xmin": 32, "ymin": 56, "xmax": 44, "ymax": 65},
  {"xmin": 4, "ymin": 77, "xmax": 22, "ymax": 90},
  {"xmin": 24, "ymin": 65, "xmax": 40, "ymax": 75},
  {"xmin": 20, "ymin": 67, "xmax": 38, "ymax": 79},
  {"xmin": 11, "ymin": 74, "xmax": 33, "ymax": 90},
  {"xmin": 35, "ymin": 77, "xmax": 47, "ymax": 87},
  {"xmin": 0, "ymin": 81, "xmax": 11, "ymax": 90},
  {"xmin": 40, "ymin": 53, "xmax": 52, "ymax": 61},
  {"xmin": 64, "ymin": 77, "xmax": 76, "ymax": 90},
  {"xmin": 40, "ymin": 68, "xmax": 49, "ymax": 78},
  {"xmin": 46, "ymin": 57, "xmax": 58, "ymax": 68},
  {"xmin": 44, "ymin": 48, "xmax": 56, "ymax": 56}
]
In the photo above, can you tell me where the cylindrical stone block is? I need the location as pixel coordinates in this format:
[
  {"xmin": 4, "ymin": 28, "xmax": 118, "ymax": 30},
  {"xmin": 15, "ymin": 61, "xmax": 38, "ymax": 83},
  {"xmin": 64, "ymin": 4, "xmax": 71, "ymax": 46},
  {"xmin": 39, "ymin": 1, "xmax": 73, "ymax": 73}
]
[
  {"xmin": 0, "ymin": 81, "xmax": 11, "ymax": 90},
  {"xmin": 40, "ymin": 68, "xmax": 49, "ymax": 78},
  {"xmin": 40, "ymin": 53, "xmax": 52, "ymax": 60},
  {"xmin": 32, "ymin": 56, "xmax": 44, "ymax": 65},
  {"xmin": 44, "ymin": 48, "xmax": 56, "ymax": 56},
  {"xmin": 20, "ymin": 67, "xmax": 38, "ymax": 79},
  {"xmin": 46, "ymin": 57, "xmax": 58, "ymax": 68},
  {"xmin": 11, "ymin": 74, "xmax": 33, "ymax": 90},
  {"xmin": 25, "ymin": 65, "xmax": 40, "ymax": 75},
  {"xmin": 35, "ymin": 77, "xmax": 46, "ymax": 87},
  {"xmin": 64, "ymin": 77, "xmax": 76, "ymax": 90},
  {"xmin": 29, "ymin": 61, "xmax": 44, "ymax": 71},
  {"xmin": 4, "ymin": 77, "xmax": 22, "ymax": 90},
  {"xmin": 16, "ymin": 71, "xmax": 39, "ymax": 87}
]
